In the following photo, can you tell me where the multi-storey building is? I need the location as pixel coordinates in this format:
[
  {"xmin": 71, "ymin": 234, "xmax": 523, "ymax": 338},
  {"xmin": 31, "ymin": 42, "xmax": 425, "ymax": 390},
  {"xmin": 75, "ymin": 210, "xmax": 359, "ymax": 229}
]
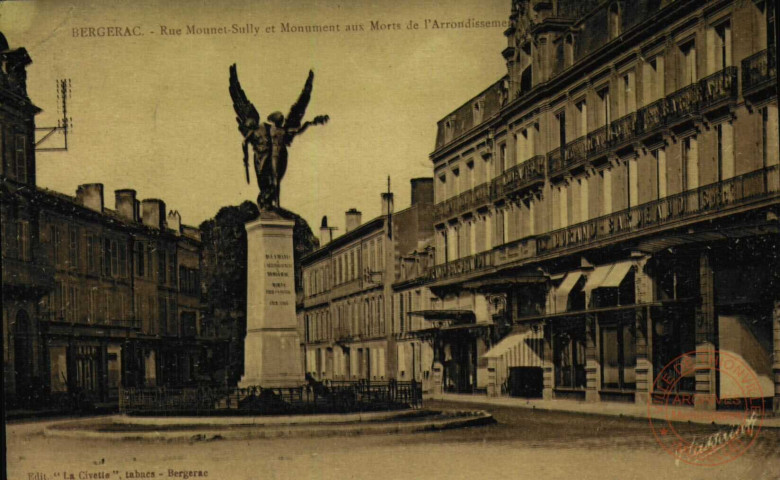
[
  {"xmin": 299, "ymin": 179, "xmax": 434, "ymax": 383},
  {"xmin": 1, "ymin": 31, "xmax": 222, "ymax": 408},
  {"xmin": 422, "ymin": 0, "xmax": 778, "ymax": 410}
]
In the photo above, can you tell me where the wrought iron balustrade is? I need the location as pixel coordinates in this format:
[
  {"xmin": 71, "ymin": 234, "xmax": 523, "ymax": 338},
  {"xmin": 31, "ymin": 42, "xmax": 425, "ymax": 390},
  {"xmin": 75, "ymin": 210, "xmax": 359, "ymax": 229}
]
[
  {"xmin": 587, "ymin": 125, "xmax": 609, "ymax": 157},
  {"xmin": 548, "ymin": 136, "xmax": 587, "ymax": 176},
  {"xmin": 610, "ymin": 112, "xmax": 638, "ymax": 147},
  {"xmin": 637, "ymin": 98, "xmax": 666, "ymax": 135},
  {"xmin": 665, "ymin": 82, "xmax": 701, "ymax": 124},
  {"xmin": 536, "ymin": 165, "xmax": 779, "ymax": 255},
  {"xmin": 495, "ymin": 155, "xmax": 545, "ymax": 198},
  {"xmin": 699, "ymin": 66, "xmax": 738, "ymax": 109},
  {"xmin": 430, "ymin": 250, "xmax": 493, "ymax": 281},
  {"xmin": 472, "ymin": 181, "xmax": 492, "ymax": 206},
  {"xmin": 742, "ymin": 46, "xmax": 777, "ymax": 94}
]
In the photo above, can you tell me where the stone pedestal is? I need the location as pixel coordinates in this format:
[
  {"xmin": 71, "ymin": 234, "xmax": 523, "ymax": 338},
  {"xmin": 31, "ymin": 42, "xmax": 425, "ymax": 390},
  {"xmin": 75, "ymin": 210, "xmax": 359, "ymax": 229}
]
[{"xmin": 239, "ymin": 213, "xmax": 304, "ymax": 388}]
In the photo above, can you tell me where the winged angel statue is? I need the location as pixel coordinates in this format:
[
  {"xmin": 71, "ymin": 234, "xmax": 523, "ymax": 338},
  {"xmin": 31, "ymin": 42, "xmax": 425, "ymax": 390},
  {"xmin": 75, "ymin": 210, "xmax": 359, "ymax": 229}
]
[{"xmin": 229, "ymin": 64, "xmax": 329, "ymax": 210}]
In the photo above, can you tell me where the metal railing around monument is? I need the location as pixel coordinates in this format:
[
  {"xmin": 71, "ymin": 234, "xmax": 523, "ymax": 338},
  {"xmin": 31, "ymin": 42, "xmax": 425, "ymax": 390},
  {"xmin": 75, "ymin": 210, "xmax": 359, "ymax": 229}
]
[{"xmin": 119, "ymin": 379, "xmax": 422, "ymax": 415}]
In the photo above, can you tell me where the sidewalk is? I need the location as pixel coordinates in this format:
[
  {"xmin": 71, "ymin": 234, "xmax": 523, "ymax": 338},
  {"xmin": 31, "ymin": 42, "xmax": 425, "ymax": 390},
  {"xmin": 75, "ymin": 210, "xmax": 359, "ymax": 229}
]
[{"xmin": 430, "ymin": 392, "xmax": 780, "ymax": 429}]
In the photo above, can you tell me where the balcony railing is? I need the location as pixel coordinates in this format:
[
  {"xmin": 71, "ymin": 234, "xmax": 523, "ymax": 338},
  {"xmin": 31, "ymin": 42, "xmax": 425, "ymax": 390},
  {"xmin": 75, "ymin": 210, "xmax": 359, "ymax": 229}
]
[
  {"xmin": 548, "ymin": 136, "xmax": 587, "ymax": 176},
  {"xmin": 434, "ymin": 156, "xmax": 545, "ymax": 223},
  {"xmin": 586, "ymin": 125, "xmax": 609, "ymax": 158},
  {"xmin": 700, "ymin": 66, "xmax": 738, "ymax": 110},
  {"xmin": 494, "ymin": 155, "xmax": 546, "ymax": 198},
  {"xmin": 537, "ymin": 164, "xmax": 779, "ymax": 255},
  {"xmin": 664, "ymin": 81, "xmax": 701, "ymax": 125},
  {"xmin": 433, "ymin": 68, "xmax": 742, "ymax": 223},
  {"xmin": 430, "ymin": 251, "xmax": 493, "ymax": 281},
  {"xmin": 742, "ymin": 46, "xmax": 777, "ymax": 96},
  {"xmin": 610, "ymin": 112, "xmax": 638, "ymax": 148}
]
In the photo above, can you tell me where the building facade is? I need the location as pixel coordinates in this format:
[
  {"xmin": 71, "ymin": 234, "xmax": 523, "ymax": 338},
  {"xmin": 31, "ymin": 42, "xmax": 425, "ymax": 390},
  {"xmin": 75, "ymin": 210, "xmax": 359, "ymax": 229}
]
[
  {"xmin": 1, "ymin": 31, "xmax": 223, "ymax": 408},
  {"xmin": 422, "ymin": 0, "xmax": 778, "ymax": 410},
  {"xmin": 299, "ymin": 179, "xmax": 434, "ymax": 384}
]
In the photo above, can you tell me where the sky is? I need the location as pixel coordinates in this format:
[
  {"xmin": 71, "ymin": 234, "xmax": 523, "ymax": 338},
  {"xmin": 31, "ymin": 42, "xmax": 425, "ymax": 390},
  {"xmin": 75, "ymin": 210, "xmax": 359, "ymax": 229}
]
[{"xmin": 2, "ymin": 0, "xmax": 509, "ymax": 234}]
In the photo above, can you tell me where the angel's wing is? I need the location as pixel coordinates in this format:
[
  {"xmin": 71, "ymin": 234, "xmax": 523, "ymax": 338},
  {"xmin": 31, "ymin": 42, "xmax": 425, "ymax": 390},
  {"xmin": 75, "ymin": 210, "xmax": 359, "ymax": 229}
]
[
  {"xmin": 229, "ymin": 64, "xmax": 260, "ymax": 137},
  {"xmin": 284, "ymin": 70, "xmax": 314, "ymax": 130}
]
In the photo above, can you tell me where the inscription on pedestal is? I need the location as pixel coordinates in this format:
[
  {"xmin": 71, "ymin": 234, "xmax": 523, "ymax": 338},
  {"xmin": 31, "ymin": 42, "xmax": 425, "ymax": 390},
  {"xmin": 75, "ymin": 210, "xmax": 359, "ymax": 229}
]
[{"xmin": 265, "ymin": 254, "xmax": 292, "ymax": 307}]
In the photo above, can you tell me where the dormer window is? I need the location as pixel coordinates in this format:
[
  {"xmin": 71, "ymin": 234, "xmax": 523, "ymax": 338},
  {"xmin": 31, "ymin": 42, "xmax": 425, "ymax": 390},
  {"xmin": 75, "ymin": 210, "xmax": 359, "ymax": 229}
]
[
  {"xmin": 473, "ymin": 98, "xmax": 485, "ymax": 125},
  {"xmin": 609, "ymin": 3, "xmax": 621, "ymax": 40},
  {"xmin": 443, "ymin": 115, "xmax": 456, "ymax": 142},
  {"xmin": 564, "ymin": 34, "xmax": 574, "ymax": 68}
]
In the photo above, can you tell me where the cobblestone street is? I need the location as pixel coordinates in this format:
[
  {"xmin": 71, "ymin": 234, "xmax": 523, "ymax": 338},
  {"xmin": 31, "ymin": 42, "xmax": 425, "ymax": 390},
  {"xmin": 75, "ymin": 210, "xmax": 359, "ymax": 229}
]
[{"xmin": 7, "ymin": 402, "xmax": 780, "ymax": 480}]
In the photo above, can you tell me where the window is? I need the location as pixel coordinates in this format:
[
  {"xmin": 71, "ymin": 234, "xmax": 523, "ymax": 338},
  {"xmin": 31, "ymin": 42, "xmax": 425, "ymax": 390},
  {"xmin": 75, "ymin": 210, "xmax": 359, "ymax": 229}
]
[
  {"xmin": 50, "ymin": 225, "xmax": 60, "ymax": 265},
  {"xmin": 597, "ymin": 87, "xmax": 611, "ymax": 128},
  {"xmin": 628, "ymin": 157, "xmax": 638, "ymax": 208},
  {"xmin": 158, "ymin": 249, "xmax": 167, "ymax": 284},
  {"xmin": 600, "ymin": 313, "xmax": 636, "ymax": 390},
  {"xmin": 653, "ymin": 148, "xmax": 667, "ymax": 199},
  {"xmin": 15, "ymin": 134, "xmax": 27, "ymax": 184},
  {"xmin": 683, "ymin": 136, "xmax": 698, "ymax": 190},
  {"xmin": 558, "ymin": 185, "xmax": 569, "ymax": 228},
  {"xmin": 717, "ymin": 122, "xmax": 735, "ymax": 181},
  {"xmin": 618, "ymin": 72, "xmax": 636, "ymax": 116},
  {"xmin": 609, "ymin": 3, "xmax": 621, "ymax": 40},
  {"xmin": 119, "ymin": 242, "xmax": 127, "ymax": 278},
  {"xmin": 68, "ymin": 227, "xmax": 79, "ymax": 268},
  {"xmin": 575, "ymin": 100, "xmax": 587, "ymax": 138},
  {"xmin": 680, "ymin": 40, "xmax": 697, "ymax": 85},
  {"xmin": 89, "ymin": 288, "xmax": 97, "ymax": 323},
  {"xmin": 564, "ymin": 34, "xmax": 574, "ymax": 68},
  {"xmin": 498, "ymin": 143, "xmax": 506, "ymax": 173},
  {"xmin": 642, "ymin": 56, "xmax": 665, "ymax": 104},
  {"xmin": 554, "ymin": 320, "xmax": 586, "ymax": 389},
  {"xmin": 16, "ymin": 221, "xmax": 30, "ymax": 261},
  {"xmin": 158, "ymin": 296, "xmax": 168, "ymax": 334},
  {"xmin": 711, "ymin": 21, "xmax": 732, "ymax": 72},
  {"xmin": 602, "ymin": 168, "xmax": 613, "ymax": 215},
  {"xmin": 168, "ymin": 251, "xmax": 176, "ymax": 285},
  {"xmin": 102, "ymin": 238, "xmax": 112, "ymax": 277},
  {"xmin": 135, "ymin": 242, "xmax": 145, "ymax": 277},
  {"xmin": 110, "ymin": 240, "xmax": 119, "ymax": 276},
  {"xmin": 556, "ymin": 110, "xmax": 566, "ymax": 148},
  {"xmin": 86, "ymin": 235, "xmax": 96, "ymax": 272}
]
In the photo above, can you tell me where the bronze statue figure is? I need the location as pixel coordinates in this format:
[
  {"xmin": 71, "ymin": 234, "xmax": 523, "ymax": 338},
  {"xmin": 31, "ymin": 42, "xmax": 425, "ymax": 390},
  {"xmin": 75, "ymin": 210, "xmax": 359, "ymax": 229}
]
[{"xmin": 229, "ymin": 64, "xmax": 329, "ymax": 210}]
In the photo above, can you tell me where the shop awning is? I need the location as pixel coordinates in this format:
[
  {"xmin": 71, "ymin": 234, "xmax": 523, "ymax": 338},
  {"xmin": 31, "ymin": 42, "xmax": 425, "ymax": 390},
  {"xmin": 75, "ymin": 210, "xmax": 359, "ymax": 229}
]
[
  {"xmin": 554, "ymin": 271, "xmax": 584, "ymax": 313},
  {"xmin": 584, "ymin": 260, "xmax": 634, "ymax": 293},
  {"xmin": 482, "ymin": 334, "xmax": 524, "ymax": 359},
  {"xmin": 601, "ymin": 261, "xmax": 634, "ymax": 288}
]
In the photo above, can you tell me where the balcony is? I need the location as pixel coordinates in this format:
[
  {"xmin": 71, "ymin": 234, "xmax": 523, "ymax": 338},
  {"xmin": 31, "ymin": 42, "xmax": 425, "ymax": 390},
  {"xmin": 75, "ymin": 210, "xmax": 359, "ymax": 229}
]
[
  {"xmin": 493, "ymin": 155, "xmax": 546, "ymax": 198},
  {"xmin": 434, "ymin": 156, "xmax": 545, "ymax": 224},
  {"xmin": 548, "ymin": 136, "xmax": 587, "ymax": 178},
  {"xmin": 610, "ymin": 112, "xmax": 638, "ymax": 151},
  {"xmin": 742, "ymin": 46, "xmax": 777, "ymax": 99},
  {"xmin": 430, "ymin": 251, "xmax": 493, "ymax": 282},
  {"xmin": 536, "ymin": 165, "xmax": 779, "ymax": 255},
  {"xmin": 699, "ymin": 66, "xmax": 738, "ymax": 111}
]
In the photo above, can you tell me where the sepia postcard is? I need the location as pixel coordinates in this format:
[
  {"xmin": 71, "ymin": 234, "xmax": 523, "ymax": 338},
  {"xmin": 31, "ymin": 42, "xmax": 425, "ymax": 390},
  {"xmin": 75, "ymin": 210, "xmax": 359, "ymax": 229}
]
[{"xmin": 2, "ymin": 0, "xmax": 779, "ymax": 479}]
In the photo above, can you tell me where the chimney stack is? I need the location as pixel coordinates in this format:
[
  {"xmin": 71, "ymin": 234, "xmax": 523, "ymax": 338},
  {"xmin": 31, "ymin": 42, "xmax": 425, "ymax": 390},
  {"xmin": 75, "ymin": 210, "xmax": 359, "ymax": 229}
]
[
  {"xmin": 345, "ymin": 208, "xmax": 362, "ymax": 233},
  {"xmin": 167, "ymin": 210, "xmax": 181, "ymax": 234},
  {"xmin": 381, "ymin": 192, "xmax": 394, "ymax": 216},
  {"xmin": 76, "ymin": 183, "xmax": 104, "ymax": 213},
  {"xmin": 410, "ymin": 177, "xmax": 433, "ymax": 206},
  {"xmin": 320, "ymin": 216, "xmax": 334, "ymax": 246},
  {"xmin": 114, "ymin": 189, "xmax": 137, "ymax": 222},
  {"xmin": 141, "ymin": 199, "xmax": 167, "ymax": 230}
]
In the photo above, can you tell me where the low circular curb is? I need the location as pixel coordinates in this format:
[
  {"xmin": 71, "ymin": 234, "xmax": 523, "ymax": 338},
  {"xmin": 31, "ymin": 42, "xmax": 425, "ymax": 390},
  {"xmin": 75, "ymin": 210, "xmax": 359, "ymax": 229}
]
[{"xmin": 43, "ymin": 410, "xmax": 494, "ymax": 442}]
